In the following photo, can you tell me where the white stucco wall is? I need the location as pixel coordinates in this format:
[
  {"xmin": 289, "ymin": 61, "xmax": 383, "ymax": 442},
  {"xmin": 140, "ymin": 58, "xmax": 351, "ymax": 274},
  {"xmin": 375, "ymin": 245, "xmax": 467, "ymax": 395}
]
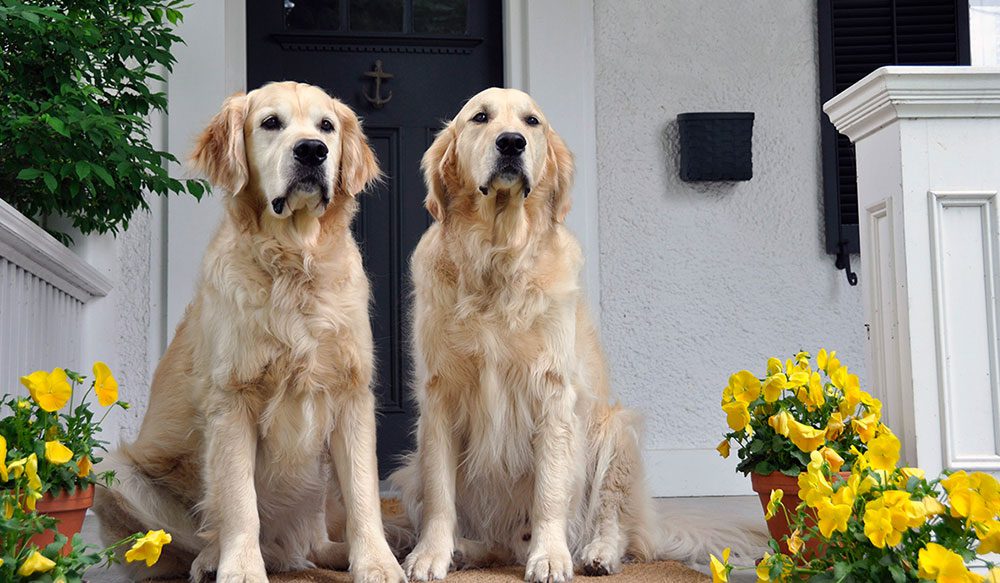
[{"xmin": 593, "ymin": 1, "xmax": 867, "ymax": 470}]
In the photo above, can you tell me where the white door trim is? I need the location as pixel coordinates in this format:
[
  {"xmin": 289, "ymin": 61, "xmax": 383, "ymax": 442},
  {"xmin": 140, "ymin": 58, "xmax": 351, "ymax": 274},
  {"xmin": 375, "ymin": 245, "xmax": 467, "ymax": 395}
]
[{"xmin": 503, "ymin": 0, "xmax": 602, "ymax": 321}]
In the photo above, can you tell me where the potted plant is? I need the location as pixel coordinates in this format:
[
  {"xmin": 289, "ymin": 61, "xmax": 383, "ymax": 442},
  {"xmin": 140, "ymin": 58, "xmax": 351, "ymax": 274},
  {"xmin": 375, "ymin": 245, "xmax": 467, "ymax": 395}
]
[
  {"xmin": 2, "ymin": 363, "xmax": 124, "ymax": 553},
  {"xmin": 716, "ymin": 350, "xmax": 889, "ymax": 553},
  {"xmin": 709, "ymin": 448, "xmax": 1000, "ymax": 582},
  {"xmin": 2, "ymin": 363, "xmax": 173, "ymax": 580},
  {"xmin": 0, "ymin": 0, "xmax": 207, "ymax": 244}
]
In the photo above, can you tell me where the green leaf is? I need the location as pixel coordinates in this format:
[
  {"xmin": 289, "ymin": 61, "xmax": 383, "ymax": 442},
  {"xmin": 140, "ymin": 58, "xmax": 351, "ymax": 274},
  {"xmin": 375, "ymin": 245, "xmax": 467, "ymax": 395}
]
[
  {"xmin": 16, "ymin": 168, "xmax": 41, "ymax": 180},
  {"xmin": 75, "ymin": 161, "xmax": 91, "ymax": 180},
  {"xmin": 45, "ymin": 116, "xmax": 70, "ymax": 137},
  {"xmin": 754, "ymin": 460, "xmax": 773, "ymax": 475},
  {"xmin": 888, "ymin": 563, "xmax": 906, "ymax": 583},
  {"xmin": 91, "ymin": 165, "xmax": 115, "ymax": 187},
  {"xmin": 42, "ymin": 172, "xmax": 58, "ymax": 193}
]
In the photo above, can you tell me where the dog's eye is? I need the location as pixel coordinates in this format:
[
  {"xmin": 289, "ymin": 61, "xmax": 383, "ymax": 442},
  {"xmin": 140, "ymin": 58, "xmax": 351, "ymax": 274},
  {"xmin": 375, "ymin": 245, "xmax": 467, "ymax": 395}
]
[
  {"xmin": 320, "ymin": 119, "xmax": 335, "ymax": 133},
  {"xmin": 471, "ymin": 112, "xmax": 488, "ymax": 124},
  {"xmin": 260, "ymin": 116, "xmax": 283, "ymax": 131},
  {"xmin": 525, "ymin": 115, "xmax": 540, "ymax": 126}
]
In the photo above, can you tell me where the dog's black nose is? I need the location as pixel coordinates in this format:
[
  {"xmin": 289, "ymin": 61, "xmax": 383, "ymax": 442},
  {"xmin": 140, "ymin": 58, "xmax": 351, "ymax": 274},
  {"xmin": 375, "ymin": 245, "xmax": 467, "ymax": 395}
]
[
  {"xmin": 495, "ymin": 132, "xmax": 526, "ymax": 156},
  {"xmin": 293, "ymin": 139, "xmax": 328, "ymax": 167}
]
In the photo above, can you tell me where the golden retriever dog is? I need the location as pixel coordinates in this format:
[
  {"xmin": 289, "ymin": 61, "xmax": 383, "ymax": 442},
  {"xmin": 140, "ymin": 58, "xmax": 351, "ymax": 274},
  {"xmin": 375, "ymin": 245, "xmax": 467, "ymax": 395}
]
[
  {"xmin": 93, "ymin": 82, "xmax": 405, "ymax": 583},
  {"xmin": 388, "ymin": 87, "xmax": 665, "ymax": 583}
]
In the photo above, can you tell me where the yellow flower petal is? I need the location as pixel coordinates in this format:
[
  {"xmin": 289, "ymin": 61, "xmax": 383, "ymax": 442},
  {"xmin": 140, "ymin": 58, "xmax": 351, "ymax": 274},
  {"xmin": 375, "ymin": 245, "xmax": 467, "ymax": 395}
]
[
  {"xmin": 125, "ymin": 529, "xmax": 173, "ymax": 567},
  {"xmin": 787, "ymin": 419, "xmax": 826, "ymax": 452},
  {"xmin": 93, "ymin": 361, "xmax": 119, "ymax": 407},
  {"xmin": 0, "ymin": 435, "xmax": 7, "ymax": 482},
  {"xmin": 17, "ymin": 551, "xmax": 55, "ymax": 576},
  {"xmin": 765, "ymin": 489, "xmax": 783, "ymax": 520},
  {"xmin": 21, "ymin": 368, "xmax": 71, "ymax": 412},
  {"xmin": 76, "ymin": 455, "xmax": 93, "ymax": 478},
  {"xmin": 722, "ymin": 400, "xmax": 751, "ymax": 432},
  {"xmin": 716, "ymin": 439, "xmax": 730, "ymax": 459},
  {"xmin": 44, "ymin": 440, "xmax": 74, "ymax": 465},
  {"xmin": 867, "ymin": 433, "xmax": 900, "ymax": 471}
]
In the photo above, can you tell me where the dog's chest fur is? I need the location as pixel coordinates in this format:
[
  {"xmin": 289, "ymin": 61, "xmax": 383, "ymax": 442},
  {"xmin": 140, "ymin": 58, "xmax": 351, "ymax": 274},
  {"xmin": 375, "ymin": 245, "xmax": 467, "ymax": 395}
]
[{"xmin": 203, "ymin": 230, "xmax": 369, "ymax": 491}]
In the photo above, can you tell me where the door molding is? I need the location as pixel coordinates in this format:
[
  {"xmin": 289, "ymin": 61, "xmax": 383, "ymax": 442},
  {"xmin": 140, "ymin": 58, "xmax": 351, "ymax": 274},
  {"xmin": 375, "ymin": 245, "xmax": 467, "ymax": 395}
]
[{"xmin": 503, "ymin": 0, "xmax": 601, "ymax": 325}]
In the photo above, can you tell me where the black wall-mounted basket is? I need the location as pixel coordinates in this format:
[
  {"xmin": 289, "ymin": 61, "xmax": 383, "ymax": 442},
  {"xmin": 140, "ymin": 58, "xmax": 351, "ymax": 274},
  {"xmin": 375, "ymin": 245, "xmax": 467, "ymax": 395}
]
[{"xmin": 677, "ymin": 112, "xmax": 754, "ymax": 182}]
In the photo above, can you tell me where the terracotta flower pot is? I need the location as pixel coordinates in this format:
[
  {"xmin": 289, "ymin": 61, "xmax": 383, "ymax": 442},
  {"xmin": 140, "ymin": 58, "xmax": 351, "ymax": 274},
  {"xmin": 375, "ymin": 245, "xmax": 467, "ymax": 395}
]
[
  {"xmin": 750, "ymin": 471, "xmax": 849, "ymax": 557},
  {"xmin": 31, "ymin": 484, "xmax": 95, "ymax": 555}
]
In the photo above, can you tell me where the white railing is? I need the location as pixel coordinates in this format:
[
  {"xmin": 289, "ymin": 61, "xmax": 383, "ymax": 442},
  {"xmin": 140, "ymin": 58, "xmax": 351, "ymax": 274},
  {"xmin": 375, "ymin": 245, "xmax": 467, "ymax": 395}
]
[{"xmin": 0, "ymin": 198, "xmax": 111, "ymax": 391}]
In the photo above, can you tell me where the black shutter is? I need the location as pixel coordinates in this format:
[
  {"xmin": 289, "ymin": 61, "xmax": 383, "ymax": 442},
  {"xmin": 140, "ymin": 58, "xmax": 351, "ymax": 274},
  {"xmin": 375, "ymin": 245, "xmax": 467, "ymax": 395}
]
[{"xmin": 818, "ymin": 0, "xmax": 970, "ymax": 255}]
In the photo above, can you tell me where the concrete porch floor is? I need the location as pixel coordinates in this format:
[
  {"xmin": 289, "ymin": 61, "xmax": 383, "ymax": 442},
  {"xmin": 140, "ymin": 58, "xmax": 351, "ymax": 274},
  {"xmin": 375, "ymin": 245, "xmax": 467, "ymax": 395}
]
[{"xmin": 81, "ymin": 497, "xmax": 765, "ymax": 582}]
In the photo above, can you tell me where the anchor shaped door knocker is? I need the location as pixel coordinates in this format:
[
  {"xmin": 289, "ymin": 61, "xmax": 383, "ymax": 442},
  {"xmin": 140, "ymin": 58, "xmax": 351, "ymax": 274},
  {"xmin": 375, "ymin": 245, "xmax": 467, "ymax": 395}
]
[{"xmin": 363, "ymin": 59, "xmax": 393, "ymax": 109}]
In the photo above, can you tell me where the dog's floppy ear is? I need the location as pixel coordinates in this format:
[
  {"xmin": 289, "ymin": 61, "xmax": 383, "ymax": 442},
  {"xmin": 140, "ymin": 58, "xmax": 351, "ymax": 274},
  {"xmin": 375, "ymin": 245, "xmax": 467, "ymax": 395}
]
[
  {"xmin": 190, "ymin": 92, "xmax": 249, "ymax": 194},
  {"xmin": 545, "ymin": 127, "xmax": 575, "ymax": 222},
  {"xmin": 422, "ymin": 122, "xmax": 457, "ymax": 222},
  {"xmin": 334, "ymin": 101, "xmax": 380, "ymax": 197}
]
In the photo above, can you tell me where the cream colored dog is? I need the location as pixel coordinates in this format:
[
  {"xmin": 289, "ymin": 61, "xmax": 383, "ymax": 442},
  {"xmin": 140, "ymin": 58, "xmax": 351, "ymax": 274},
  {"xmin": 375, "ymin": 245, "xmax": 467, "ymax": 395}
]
[
  {"xmin": 93, "ymin": 82, "xmax": 405, "ymax": 583},
  {"xmin": 389, "ymin": 88, "xmax": 669, "ymax": 582}
]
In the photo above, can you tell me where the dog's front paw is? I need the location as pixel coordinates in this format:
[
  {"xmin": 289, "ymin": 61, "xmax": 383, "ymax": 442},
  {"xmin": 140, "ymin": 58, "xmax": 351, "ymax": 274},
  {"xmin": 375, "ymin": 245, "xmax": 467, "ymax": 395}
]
[
  {"xmin": 216, "ymin": 547, "xmax": 268, "ymax": 583},
  {"xmin": 402, "ymin": 540, "xmax": 453, "ymax": 581},
  {"xmin": 524, "ymin": 542, "xmax": 574, "ymax": 583},
  {"xmin": 353, "ymin": 552, "xmax": 406, "ymax": 583},
  {"xmin": 580, "ymin": 540, "xmax": 622, "ymax": 576},
  {"xmin": 190, "ymin": 543, "xmax": 220, "ymax": 583}
]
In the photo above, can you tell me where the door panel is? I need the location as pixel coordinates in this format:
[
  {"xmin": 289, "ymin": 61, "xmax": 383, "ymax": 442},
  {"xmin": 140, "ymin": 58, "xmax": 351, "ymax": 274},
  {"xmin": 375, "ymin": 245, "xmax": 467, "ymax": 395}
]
[{"xmin": 247, "ymin": 0, "xmax": 503, "ymax": 477}]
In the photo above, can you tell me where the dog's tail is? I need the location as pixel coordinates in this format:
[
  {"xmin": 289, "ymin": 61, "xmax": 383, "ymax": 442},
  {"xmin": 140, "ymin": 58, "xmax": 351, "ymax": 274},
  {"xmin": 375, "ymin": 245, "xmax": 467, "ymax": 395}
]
[{"xmin": 653, "ymin": 504, "xmax": 770, "ymax": 566}]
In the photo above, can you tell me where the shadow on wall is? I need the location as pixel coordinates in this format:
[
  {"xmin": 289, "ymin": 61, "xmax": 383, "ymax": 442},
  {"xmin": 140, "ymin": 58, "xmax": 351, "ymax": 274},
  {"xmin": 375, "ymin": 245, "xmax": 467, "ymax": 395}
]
[{"xmin": 659, "ymin": 120, "xmax": 745, "ymax": 198}]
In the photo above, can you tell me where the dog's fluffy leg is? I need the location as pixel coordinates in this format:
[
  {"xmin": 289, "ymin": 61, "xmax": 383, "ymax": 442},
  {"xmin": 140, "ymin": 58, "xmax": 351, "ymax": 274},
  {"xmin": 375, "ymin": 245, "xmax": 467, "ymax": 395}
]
[
  {"xmin": 579, "ymin": 407, "xmax": 654, "ymax": 576},
  {"xmin": 203, "ymin": 397, "xmax": 267, "ymax": 583},
  {"xmin": 329, "ymin": 392, "xmax": 406, "ymax": 583},
  {"xmin": 524, "ymin": 371, "xmax": 578, "ymax": 583},
  {"xmin": 401, "ymin": 384, "xmax": 459, "ymax": 582}
]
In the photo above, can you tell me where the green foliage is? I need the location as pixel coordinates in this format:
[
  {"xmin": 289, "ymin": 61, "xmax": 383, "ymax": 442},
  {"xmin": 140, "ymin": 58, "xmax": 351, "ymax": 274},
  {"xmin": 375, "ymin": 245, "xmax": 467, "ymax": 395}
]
[{"xmin": 0, "ymin": 0, "xmax": 208, "ymax": 244}]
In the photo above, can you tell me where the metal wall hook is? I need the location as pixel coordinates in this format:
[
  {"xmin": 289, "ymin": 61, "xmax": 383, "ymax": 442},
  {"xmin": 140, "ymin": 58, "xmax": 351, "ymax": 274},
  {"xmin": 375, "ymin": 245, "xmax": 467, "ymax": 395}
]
[{"xmin": 835, "ymin": 241, "xmax": 858, "ymax": 286}]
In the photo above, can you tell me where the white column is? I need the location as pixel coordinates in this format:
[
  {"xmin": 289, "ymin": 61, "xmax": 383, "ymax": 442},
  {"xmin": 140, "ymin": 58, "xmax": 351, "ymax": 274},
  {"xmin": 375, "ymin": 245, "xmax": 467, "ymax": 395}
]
[{"xmin": 825, "ymin": 66, "xmax": 1000, "ymax": 476}]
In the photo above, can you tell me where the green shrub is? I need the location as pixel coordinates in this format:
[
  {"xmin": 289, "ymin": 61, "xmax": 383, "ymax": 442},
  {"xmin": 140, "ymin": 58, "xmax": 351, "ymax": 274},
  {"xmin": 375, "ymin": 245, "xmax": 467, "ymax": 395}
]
[{"xmin": 0, "ymin": 0, "xmax": 207, "ymax": 244}]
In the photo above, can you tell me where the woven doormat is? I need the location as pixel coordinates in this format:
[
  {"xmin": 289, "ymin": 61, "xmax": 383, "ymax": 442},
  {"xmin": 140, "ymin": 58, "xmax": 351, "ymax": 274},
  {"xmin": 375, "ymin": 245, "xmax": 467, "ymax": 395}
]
[{"xmin": 157, "ymin": 562, "xmax": 709, "ymax": 582}]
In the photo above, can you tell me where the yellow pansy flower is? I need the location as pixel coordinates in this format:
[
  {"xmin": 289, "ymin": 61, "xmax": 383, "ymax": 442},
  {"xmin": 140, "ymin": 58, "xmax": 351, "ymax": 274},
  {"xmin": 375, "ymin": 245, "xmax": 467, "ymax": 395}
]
[
  {"xmin": 45, "ymin": 440, "xmax": 74, "ymax": 465},
  {"xmin": 989, "ymin": 567, "xmax": 1000, "ymax": 583},
  {"xmin": 799, "ymin": 462, "xmax": 833, "ymax": 508},
  {"xmin": 125, "ymin": 529, "xmax": 172, "ymax": 567},
  {"xmin": 19, "ymin": 453, "xmax": 41, "ymax": 491},
  {"xmin": 762, "ymin": 374, "xmax": 786, "ymax": 403},
  {"xmin": 766, "ymin": 357, "xmax": 783, "ymax": 376},
  {"xmin": 0, "ymin": 435, "xmax": 7, "ymax": 481},
  {"xmin": 722, "ymin": 400, "xmax": 751, "ymax": 432},
  {"xmin": 825, "ymin": 412, "xmax": 846, "ymax": 440},
  {"xmin": 818, "ymin": 348, "xmax": 841, "ymax": 374},
  {"xmin": 816, "ymin": 498, "xmax": 852, "ymax": 538},
  {"xmin": 942, "ymin": 471, "xmax": 1000, "ymax": 523},
  {"xmin": 20, "ymin": 368, "xmax": 71, "ymax": 412},
  {"xmin": 77, "ymin": 455, "xmax": 93, "ymax": 478},
  {"xmin": 787, "ymin": 529, "xmax": 804, "ymax": 555},
  {"xmin": 24, "ymin": 489, "xmax": 42, "ymax": 512},
  {"xmin": 787, "ymin": 419, "xmax": 826, "ymax": 452},
  {"xmin": 923, "ymin": 496, "xmax": 946, "ymax": 516},
  {"xmin": 17, "ymin": 551, "xmax": 56, "ymax": 576},
  {"xmin": 708, "ymin": 547, "xmax": 730, "ymax": 583},
  {"xmin": 976, "ymin": 520, "xmax": 1000, "ymax": 554},
  {"xmin": 3, "ymin": 498, "xmax": 13, "ymax": 519},
  {"xmin": 716, "ymin": 439, "xmax": 730, "ymax": 459},
  {"xmin": 819, "ymin": 447, "xmax": 844, "ymax": 472},
  {"xmin": 918, "ymin": 542, "xmax": 981, "ymax": 583},
  {"xmin": 765, "ymin": 489, "xmax": 783, "ymax": 520},
  {"xmin": 866, "ymin": 433, "xmax": 900, "ymax": 471},
  {"xmin": 728, "ymin": 371, "xmax": 761, "ymax": 403},
  {"xmin": 93, "ymin": 361, "xmax": 119, "ymax": 406},
  {"xmin": 863, "ymin": 500, "xmax": 901, "ymax": 548},
  {"xmin": 795, "ymin": 371, "xmax": 825, "ymax": 410},
  {"xmin": 768, "ymin": 410, "xmax": 792, "ymax": 437},
  {"xmin": 851, "ymin": 413, "xmax": 879, "ymax": 443}
]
